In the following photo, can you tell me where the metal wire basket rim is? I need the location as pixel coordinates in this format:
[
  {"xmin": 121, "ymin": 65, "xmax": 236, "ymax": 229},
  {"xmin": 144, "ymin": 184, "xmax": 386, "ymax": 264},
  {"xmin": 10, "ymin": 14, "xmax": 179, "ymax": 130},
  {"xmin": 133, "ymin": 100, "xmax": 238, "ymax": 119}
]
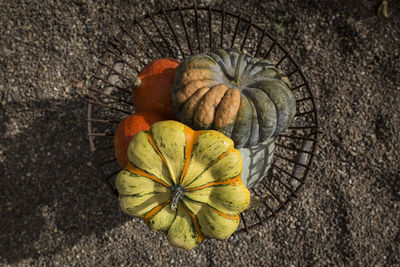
[
  {"xmin": 88, "ymin": 4, "xmax": 320, "ymax": 148},
  {"xmin": 86, "ymin": 4, "xmax": 320, "ymax": 234}
]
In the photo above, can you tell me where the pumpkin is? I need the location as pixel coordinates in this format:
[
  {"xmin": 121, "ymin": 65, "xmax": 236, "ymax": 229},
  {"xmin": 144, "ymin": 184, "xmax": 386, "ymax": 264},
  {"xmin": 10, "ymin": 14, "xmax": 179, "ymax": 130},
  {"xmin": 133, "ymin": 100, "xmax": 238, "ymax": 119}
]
[
  {"xmin": 116, "ymin": 120, "xmax": 250, "ymax": 249},
  {"xmin": 172, "ymin": 48, "xmax": 296, "ymax": 148},
  {"xmin": 113, "ymin": 111, "xmax": 169, "ymax": 168},
  {"xmin": 133, "ymin": 58, "xmax": 179, "ymax": 118}
]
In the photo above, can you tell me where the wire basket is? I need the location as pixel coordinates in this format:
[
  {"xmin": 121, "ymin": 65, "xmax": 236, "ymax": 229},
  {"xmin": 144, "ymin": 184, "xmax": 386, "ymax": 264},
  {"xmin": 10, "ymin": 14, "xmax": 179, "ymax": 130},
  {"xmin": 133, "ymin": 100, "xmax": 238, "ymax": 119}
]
[{"xmin": 85, "ymin": 5, "xmax": 319, "ymax": 234}]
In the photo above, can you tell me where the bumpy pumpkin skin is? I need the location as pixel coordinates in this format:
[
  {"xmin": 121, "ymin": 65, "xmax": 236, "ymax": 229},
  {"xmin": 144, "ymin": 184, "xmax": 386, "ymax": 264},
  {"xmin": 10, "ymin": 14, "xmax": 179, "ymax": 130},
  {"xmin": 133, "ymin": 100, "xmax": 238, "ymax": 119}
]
[
  {"xmin": 172, "ymin": 48, "xmax": 296, "ymax": 148},
  {"xmin": 116, "ymin": 120, "xmax": 250, "ymax": 250}
]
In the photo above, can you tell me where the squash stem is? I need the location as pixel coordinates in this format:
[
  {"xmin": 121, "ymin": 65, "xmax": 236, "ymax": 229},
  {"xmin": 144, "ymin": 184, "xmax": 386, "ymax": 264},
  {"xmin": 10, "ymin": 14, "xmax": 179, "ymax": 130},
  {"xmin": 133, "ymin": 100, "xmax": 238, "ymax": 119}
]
[
  {"xmin": 170, "ymin": 185, "xmax": 185, "ymax": 210},
  {"xmin": 234, "ymin": 51, "xmax": 247, "ymax": 86},
  {"xmin": 132, "ymin": 76, "xmax": 141, "ymax": 89}
]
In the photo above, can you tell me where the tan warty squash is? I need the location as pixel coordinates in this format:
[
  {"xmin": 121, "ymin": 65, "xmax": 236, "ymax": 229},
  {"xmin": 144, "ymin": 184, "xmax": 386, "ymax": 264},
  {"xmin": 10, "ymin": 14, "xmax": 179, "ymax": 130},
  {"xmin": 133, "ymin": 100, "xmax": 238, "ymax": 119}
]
[
  {"xmin": 172, "ymin": 48, "xmax": 296, "ymax": 148},
  {"xmin": 116, "ymin": 120, "xmax": 250, "ymax": 249}
]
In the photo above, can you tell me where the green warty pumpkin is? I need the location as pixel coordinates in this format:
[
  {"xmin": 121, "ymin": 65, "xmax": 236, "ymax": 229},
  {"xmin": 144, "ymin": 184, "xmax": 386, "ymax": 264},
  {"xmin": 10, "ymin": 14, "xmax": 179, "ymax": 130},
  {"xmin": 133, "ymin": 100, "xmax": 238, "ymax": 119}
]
[{"xmin": 172, "ymin": 48, "xmax": 296, "ymax": 148}]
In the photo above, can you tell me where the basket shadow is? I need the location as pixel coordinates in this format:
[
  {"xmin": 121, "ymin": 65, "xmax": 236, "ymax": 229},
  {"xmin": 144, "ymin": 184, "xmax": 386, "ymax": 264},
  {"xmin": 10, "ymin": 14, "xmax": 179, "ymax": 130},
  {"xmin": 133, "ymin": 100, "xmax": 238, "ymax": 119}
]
[
  {"xmin": 239, "ymin": 138, "xmax": 275, "ymax": 189},
  {"xmin": 0, "ymin": 98, "xmax": 130, "ymax": 263}
]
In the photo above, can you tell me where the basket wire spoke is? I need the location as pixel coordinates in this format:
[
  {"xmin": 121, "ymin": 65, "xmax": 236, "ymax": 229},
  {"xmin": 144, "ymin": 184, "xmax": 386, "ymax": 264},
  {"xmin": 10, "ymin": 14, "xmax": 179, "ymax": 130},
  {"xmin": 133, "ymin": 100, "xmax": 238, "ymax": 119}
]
[{"xmin": 86, "ymin": 5, "xmax": 319, "ymax": 235}]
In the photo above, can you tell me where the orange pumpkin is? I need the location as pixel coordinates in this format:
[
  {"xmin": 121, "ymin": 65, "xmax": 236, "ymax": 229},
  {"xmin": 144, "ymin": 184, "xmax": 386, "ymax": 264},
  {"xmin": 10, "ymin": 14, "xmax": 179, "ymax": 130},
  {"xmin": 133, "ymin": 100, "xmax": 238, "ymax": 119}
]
[
  {"xmin": 133, "ymin": 58, "xmax": 179, "ymax": 118},
  {"xmin": 113, "ymin": 111, "xmax": 169, "ymax": 168}
]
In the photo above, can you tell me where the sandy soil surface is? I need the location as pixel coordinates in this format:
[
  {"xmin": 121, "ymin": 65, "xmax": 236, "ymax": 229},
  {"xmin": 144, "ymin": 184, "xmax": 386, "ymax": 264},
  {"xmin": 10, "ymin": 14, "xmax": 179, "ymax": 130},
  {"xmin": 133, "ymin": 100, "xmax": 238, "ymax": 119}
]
[{"xmin": 1, "ymin": 0, "xmax": 399, "ymax": 265}]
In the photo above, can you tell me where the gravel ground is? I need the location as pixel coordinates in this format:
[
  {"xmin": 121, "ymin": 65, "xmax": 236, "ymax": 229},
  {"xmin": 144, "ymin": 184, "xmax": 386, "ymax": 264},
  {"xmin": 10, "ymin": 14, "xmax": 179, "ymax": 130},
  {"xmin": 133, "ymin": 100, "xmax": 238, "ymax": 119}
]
[{"xmin": 1, "ymin": 0, "xmax": 399, "ymax": 266}]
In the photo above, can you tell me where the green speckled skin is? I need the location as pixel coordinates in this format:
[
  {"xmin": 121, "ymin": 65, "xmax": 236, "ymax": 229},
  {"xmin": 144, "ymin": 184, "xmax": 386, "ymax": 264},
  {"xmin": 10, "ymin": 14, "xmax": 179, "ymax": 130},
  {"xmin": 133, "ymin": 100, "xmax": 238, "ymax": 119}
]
[
  {"xmin": 248, "ymin": 79, "xmax": 295, "ymax": 135},
  {"xmin": 243, "ymin": 88, "xmax": 277, "ymax": 141},
  {"xmin": 230, "ymin": 96, "xmax": 252, "ymax": 148},
  {"xmin": 246, "ymin": 96, "xmax": 260, "ymax": 147}
]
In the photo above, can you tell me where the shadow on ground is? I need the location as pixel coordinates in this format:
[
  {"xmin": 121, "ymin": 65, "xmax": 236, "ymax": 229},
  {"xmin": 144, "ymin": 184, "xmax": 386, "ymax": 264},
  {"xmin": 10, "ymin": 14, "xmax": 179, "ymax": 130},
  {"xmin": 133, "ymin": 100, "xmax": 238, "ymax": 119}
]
[{"xmin": 0, "ymin": 98, "xmax": 130, "ymax": 263}]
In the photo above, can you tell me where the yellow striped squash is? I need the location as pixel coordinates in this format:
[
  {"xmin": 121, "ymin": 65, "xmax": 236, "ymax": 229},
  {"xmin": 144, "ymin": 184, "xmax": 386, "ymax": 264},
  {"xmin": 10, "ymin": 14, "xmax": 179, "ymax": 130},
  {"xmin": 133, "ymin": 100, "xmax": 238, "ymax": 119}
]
[{"xmin": 116, "ymin": 120, "xmax": 250, "ymax": 249}]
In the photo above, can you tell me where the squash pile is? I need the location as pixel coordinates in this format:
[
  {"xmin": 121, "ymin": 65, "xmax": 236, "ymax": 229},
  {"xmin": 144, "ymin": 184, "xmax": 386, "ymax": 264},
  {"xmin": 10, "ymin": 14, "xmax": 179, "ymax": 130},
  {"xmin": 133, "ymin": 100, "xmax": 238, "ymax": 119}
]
[{"xmin": 112, "ymin": 49, "xmax": 296, "ymax": 249}]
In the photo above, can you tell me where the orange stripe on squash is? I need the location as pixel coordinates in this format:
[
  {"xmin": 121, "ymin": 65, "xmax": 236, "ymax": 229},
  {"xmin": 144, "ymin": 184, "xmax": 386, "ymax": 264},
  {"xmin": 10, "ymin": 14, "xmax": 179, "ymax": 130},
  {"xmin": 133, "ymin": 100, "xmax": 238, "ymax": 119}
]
[
  {"xmin": 181, "ymin": 203, "xmax": 205, "ymax": 243},
  {"xmin": 186, "ymin": 175, "xmax": 242, "ymax": 191},
  {"xmin": 179, "ymin": 127, "xmax": 202, "ymax": 184},
  {"xmin": 146, "ymin": 132, "xmax": 171, "ymax": 179},
  {"xmin": 217, "ymin": 148, "xmax": 236, "ymax": 161},
  {"xmin": 143, "ymin": 199, "xmax": 171, "ymax": 223},
  {"xmin": 125, "ymin": 163, "xmax": 169, "ymax": 188},
  {"xmin": 209, "ymin": 205, "xmax": 240, "ymax": 221},
  {"xmin": 183, "ymin": 148, "xmax": 237, "ymax": 188}
]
